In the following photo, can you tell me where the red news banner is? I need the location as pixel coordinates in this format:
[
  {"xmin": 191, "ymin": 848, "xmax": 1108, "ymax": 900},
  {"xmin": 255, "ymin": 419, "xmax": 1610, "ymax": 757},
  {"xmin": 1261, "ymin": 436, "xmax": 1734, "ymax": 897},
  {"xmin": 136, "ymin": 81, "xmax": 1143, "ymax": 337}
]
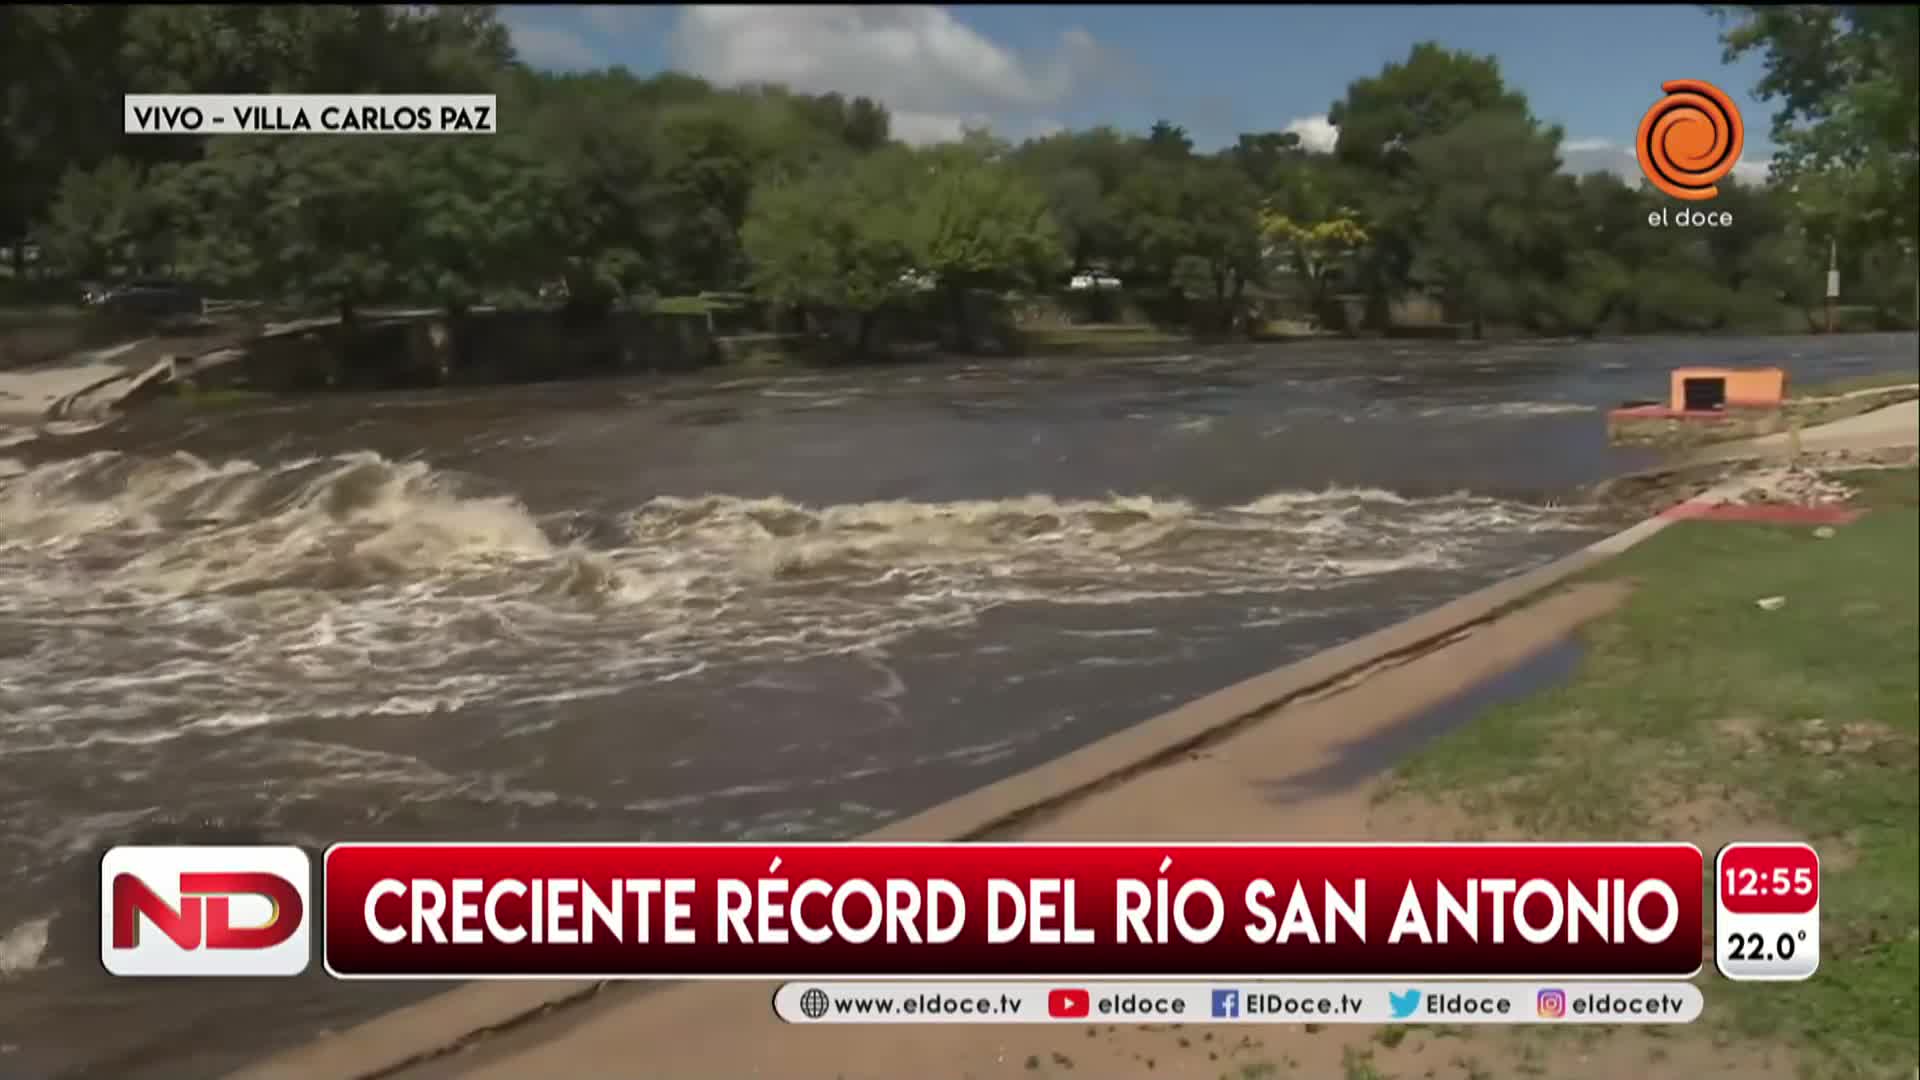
[{"xmin": 324, "ymin": 843, "xmax": 1703, "ymax": 978}]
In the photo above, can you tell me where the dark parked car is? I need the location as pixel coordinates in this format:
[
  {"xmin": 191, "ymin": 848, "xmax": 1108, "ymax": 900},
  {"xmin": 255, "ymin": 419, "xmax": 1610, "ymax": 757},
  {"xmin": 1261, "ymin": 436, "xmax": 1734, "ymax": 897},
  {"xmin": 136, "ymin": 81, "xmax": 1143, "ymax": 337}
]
[{"xmin": 85, "ymin": 280, "xmax": 205, "ymax": 318}]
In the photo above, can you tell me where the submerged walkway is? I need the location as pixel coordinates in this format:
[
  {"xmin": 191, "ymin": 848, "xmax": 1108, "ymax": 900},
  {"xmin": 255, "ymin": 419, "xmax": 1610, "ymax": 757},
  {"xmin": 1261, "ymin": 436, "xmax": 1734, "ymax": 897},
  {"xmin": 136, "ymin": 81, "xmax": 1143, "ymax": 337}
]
[
  {"xmin": 0, "ymin": 338, "xmax": 154, "ymax": 428},
  {"xmin": 1685, "ymin": 399, "xmax": 1919, "ymax": 464},
  {"xmin": 0, "ymin": 308, "xmax": 450, "ymax": 435}
]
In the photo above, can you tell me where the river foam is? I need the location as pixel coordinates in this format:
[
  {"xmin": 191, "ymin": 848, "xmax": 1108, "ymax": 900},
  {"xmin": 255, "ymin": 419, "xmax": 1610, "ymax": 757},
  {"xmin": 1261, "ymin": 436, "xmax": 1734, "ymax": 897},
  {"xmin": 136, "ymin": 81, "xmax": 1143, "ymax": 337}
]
[{"xmin": 0, "ymin": 450, "xmax": 1586, "ymax": 754}]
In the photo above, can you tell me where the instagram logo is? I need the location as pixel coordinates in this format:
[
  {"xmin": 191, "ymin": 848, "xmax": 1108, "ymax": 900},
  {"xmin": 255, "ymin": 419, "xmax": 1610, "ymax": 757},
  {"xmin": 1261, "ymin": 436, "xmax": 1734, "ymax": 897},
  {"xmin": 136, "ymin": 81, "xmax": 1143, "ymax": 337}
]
[{"xmin": 1537, "ymin": 989, "xmax": 1568, "ymax": 1019}]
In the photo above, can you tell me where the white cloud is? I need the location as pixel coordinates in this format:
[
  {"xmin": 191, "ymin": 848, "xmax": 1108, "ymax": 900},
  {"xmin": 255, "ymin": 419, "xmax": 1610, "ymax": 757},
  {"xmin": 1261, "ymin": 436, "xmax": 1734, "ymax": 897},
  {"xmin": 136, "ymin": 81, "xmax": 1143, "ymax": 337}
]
[
  {"xmin": 502, "ymin": 9, "xmax": 607, "ymax": 70},
  {"xmin": 509, "ymin": 24, "xmax": 603, "ymax": 69},
  {"xmin": 670, "ymin": 5, "xmax": 1131, "ymax": 144},
  {"xmin": 1562, "ymin": 136, "xmax": 1617, "ymax": 153},
  {"xmin": 1283, "ymin": 114, "xmax": 1339, "ymax": 154},
  {"xmin": 581, "ymin": 6, "xmax": 653, "ymax": 37},
  {"xmin": 1560, "ymin": 135, "xmax": 1772, "ymax": 185},
  {"xmin": 889, "ymin": 111, "xmax": 979, "ymax": 145}
]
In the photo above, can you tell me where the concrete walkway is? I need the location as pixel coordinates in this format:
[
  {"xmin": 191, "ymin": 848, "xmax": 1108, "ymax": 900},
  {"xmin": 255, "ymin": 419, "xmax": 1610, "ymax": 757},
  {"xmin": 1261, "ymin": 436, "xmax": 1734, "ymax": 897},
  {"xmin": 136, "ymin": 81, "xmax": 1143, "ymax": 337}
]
[
  {"xmin": 0, "ymin": 308, "xmax": 446, "ymax": 436},
  {"xmin": 0, "ymin": 338, "xmax": 152, "ymax": 428},
  {"xmin": 1685, "ymin": 399, "xmax": 1919, "ymax": 464}
]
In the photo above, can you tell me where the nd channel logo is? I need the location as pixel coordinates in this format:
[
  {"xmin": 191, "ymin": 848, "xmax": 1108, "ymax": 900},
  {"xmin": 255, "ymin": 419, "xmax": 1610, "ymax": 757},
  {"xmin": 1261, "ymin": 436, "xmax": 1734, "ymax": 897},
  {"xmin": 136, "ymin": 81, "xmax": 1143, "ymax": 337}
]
[{"xmin": 101, "ymin": 846, "xmax": 311, "ymax": 977}]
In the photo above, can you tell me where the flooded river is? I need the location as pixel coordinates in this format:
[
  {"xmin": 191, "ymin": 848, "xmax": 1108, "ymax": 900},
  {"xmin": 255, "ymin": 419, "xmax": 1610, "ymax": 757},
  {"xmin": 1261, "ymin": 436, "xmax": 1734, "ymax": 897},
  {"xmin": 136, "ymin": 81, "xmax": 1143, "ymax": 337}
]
[{"xmin": 1, "ymin": 332, "xmax": 1913, "ymax": 1076}]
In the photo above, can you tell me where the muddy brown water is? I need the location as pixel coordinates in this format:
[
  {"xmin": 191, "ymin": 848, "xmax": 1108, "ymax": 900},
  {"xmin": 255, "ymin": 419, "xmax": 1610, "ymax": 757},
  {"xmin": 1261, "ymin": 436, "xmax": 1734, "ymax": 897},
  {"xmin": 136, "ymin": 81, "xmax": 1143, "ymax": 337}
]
[{"xmin": 0, "ymin": 332, "xmax": 1914, "ymax": 1077}]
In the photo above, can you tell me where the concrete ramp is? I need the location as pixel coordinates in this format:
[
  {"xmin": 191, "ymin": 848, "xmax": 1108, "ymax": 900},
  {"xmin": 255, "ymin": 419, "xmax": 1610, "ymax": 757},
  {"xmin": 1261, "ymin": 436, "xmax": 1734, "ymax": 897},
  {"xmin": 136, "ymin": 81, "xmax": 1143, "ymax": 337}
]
[
  {"xmin": 0, "ymin": 339, "xmax": 154, "ymax": 425},
  {"xmin": 1685, "ymin": 399, "xmax": 1918, "ymax": 464},
  {"xmin": 45, "ymin": 355, "xmax": 179, "ymax": 419}
]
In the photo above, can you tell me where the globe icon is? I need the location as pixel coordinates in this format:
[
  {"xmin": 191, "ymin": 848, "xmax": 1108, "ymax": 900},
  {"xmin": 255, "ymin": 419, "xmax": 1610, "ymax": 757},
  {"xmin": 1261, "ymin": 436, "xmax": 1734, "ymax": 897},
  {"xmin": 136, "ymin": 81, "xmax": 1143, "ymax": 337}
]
[{"xmin": 799, "ymin": 987, "xmax": 830, "ymax": 1020}]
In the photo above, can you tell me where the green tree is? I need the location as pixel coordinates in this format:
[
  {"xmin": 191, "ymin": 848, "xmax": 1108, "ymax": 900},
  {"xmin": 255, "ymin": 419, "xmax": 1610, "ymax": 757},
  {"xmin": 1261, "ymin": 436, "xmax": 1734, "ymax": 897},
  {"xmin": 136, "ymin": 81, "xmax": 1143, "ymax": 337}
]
[
  {"xmin": 387, "ymin": 135, "xmax": 565, "ymax": 313},
  {"xmin": 1539, "ymin": 172, "xmax": 1656, "ymax": 334},
  {"xmin": 1145, "ymin": 120, "xmax": 1195, "ymax": 161},
  {"xmin": 169, "ymin": 137, "xmax": 411, "ymax": 326},
  {"xmin": 1328, "ymin": 43, "xmax": 1529, "ymax": 174},
  {"xmin": 3, "ymin": 4, "xmax": 516, "ymax": 278},
  {"xmin": 1, "ymin": 7, "xmax": 135, "ymax": 265},
  {"xmin": 742, "ymin": 152, "xmax": 917, "ymax": 357},
  {"xmin": 789, "ymin": 90, "xmax": 893, "ymax": 153},
  {"xmin": 1782, "ymin": 167, "xmax": 1919, "ymax": 328},
  {"xmin": 905, "ymin": 147, "xmax": 1066, "ymax": 350},
  {"xmin": 1327, "ymin": 43, "xmax": 1534, "ymax": 326},
  {"xmin": 1258, "ymin": 205, "xmax": 1368, "ymax": 324},
  {"xmin": 648, "ymin": 99, "xmax": 764, "ymax": 292},
  {"xmin": 1115, "ymin": 157, "xmax": 1264, "ymax": 331},
  {"xmin": 1012, "ymin": 127, "xmax": 1145, "ymax": 271},
  {"xmin": 33, "ymin": 157, "xmax": 170, "ymax": 279},
  {"xmin": 1224, "ymin": 131, "xmax": 1307, "ymax": 193},
  {"xmin": 1404, "ymin": 110, "xmax": 1567, "ymax": 338},
  {"xmin": 513, "ymin": 73, "xmax": 666, "ymax": 312},
  {"xmin": 1718, "ymin": 5, "xmax": 1920, "ymax": 326},
  {"xmin": 1716, "ymin": 5, "xmax": 1919, "ymax": 243},
  {"xmin": 1253, "ymin": 152, "xmax": 1370, "ymax": 322},
  {"xmin": 169, "ymin": 130, "xmax": 557, "ymax": 334}
]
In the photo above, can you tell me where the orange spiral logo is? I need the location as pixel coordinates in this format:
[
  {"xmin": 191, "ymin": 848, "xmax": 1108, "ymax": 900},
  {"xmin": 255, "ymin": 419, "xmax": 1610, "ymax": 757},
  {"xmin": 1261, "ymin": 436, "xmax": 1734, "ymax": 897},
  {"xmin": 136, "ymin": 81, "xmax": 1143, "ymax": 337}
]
[{"xmin": 1637, "ymin": 79, "xmax": 1744, "ymax": 201}]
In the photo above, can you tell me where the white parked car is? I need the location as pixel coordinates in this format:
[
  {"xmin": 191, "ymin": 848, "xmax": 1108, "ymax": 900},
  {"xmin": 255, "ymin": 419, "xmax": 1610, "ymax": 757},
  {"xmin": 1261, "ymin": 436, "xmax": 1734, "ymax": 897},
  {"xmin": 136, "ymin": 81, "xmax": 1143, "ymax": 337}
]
[{"xmin": 1068, "ymin": 270, "xmax": 1122, "ymax": 291}]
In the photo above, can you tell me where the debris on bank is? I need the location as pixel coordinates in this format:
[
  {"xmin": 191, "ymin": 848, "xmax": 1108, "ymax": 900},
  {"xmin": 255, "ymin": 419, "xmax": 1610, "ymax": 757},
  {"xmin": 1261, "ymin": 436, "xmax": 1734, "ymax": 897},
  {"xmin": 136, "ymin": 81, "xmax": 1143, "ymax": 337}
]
[{"xmin": 1586, "ymin": 446, "xmax": 1917, "ymax": 523}]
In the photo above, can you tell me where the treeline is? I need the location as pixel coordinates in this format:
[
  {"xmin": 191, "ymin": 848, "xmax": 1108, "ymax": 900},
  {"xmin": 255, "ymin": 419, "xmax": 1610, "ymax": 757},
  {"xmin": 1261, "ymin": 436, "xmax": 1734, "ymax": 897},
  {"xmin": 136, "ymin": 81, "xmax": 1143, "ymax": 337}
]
[{"xmin": 3, "ymin": 5, "xmax": 1915, "ymax": 354}]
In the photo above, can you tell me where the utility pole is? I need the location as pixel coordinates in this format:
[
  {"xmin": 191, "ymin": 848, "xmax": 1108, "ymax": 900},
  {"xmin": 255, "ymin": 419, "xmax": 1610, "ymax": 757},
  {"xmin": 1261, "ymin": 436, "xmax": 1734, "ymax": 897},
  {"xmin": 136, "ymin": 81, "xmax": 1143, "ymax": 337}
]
[
  {"xmin": 1825, "ymin": 238, "xmax": 1839, "ymax": 334},
  {"xmin": 1908, "ymin": 238, "xmax": 1918, "ymax": 329}
]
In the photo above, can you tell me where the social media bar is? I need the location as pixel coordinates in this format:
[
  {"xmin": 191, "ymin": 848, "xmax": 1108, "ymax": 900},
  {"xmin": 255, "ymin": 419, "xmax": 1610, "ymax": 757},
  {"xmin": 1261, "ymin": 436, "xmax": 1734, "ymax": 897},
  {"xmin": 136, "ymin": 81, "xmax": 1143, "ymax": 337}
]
[{"xmin": 772, "ymin": 981, "xmax": 1703, "ymax": 1024}]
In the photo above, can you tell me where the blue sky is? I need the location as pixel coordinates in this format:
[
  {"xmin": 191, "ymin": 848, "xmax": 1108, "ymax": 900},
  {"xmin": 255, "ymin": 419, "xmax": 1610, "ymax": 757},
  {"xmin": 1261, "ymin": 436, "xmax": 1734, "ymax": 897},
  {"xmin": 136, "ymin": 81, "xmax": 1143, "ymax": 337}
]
[{"xmin": 500, "ymin": 5, "xmax": 1777, "ymax": 179}]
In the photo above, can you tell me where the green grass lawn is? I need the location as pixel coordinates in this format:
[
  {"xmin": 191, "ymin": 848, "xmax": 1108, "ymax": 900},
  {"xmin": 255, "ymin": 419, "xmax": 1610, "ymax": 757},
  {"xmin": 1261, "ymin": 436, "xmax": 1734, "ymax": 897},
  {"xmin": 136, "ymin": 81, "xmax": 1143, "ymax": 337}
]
[{"xmin": 1391, "ymin": 468, "xmax": 1919, "ymax": 1077}]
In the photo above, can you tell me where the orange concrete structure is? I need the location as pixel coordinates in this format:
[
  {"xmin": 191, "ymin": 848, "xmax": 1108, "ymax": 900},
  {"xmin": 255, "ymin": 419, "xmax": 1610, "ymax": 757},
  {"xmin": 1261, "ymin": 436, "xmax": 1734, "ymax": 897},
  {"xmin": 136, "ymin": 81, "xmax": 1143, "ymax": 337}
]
[{"xmin": 1668, "ymin": 366, "xmax": 1787, "ymax": 412}]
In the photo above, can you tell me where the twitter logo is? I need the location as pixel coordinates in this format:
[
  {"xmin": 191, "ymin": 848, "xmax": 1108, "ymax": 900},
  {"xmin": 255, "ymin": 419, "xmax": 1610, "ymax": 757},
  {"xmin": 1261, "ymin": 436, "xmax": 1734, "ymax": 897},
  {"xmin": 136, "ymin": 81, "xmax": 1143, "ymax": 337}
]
[{"xmin": 1388, "ymin": 990, "xmax": 1423, "ymax": 1019}]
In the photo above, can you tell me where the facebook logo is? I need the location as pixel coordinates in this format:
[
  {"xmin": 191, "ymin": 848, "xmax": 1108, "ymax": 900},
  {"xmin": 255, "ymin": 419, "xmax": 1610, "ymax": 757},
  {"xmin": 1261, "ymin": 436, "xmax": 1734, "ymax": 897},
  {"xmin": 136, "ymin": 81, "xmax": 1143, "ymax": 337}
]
[{"xmin": 1211, "ymin": 989, "xmax": 1240, "ymax": 1018}]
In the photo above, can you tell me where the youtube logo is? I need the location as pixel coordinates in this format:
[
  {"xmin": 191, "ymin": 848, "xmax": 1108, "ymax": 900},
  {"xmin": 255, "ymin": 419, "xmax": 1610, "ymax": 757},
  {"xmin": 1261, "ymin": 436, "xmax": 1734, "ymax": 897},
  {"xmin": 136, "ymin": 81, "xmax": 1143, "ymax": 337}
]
[{"xmin": 1048, "ymin": 988, "xmax": 1090, "ymax": 1018}]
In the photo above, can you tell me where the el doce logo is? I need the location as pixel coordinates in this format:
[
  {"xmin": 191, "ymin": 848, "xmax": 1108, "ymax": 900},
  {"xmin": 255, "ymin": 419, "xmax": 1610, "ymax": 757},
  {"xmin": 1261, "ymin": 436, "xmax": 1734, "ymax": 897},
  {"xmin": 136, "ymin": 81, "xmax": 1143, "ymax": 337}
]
[{"xmin": 1636, "ymin": 79, "xmax": 1744, "ymax": 201}]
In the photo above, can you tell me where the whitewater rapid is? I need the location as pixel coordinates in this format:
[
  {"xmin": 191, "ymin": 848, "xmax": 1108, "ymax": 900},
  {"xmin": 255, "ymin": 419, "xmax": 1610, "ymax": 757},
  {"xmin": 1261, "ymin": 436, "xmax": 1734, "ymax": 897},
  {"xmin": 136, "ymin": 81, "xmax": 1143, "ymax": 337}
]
[{"xmin": 0, "ymin": 450, "xmax": 1589, "ymax": 755}]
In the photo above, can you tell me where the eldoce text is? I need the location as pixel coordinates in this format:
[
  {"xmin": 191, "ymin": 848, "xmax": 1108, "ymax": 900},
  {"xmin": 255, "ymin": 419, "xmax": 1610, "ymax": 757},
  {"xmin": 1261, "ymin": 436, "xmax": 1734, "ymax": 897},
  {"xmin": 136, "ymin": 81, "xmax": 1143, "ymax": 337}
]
[{"xmin": 1648, "ymin": 206, "xmax": 1734, "ymax": 228}]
